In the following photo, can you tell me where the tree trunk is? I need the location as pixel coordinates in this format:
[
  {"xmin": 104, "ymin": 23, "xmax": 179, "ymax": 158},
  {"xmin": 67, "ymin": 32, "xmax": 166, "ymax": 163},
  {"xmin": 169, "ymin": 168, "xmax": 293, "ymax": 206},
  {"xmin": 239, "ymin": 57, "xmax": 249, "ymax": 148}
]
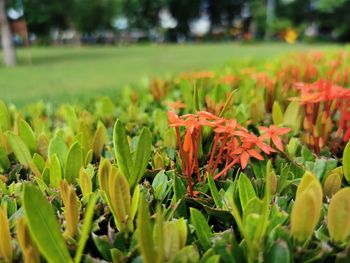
[{"xmin": 0, "ymin": 0, "xmax": 16, "ymax": 66}]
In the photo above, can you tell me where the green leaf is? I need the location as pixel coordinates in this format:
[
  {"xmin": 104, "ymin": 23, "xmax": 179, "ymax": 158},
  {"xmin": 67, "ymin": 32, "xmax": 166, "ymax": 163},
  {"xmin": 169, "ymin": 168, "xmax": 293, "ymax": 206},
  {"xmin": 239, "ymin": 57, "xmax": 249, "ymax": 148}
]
[
  {"xmin": 92, "ymin": 124, "xmax": 107, "ymax": 158},
  {"xmin": 219, "ymin": 90, "xmax": 237, "ymax": 118},
  {"xmin": 170, "ymin": 246, "xmax": 199, "ymax": 263},
  {"xmin": 32, "ymin": 153, "xmax": 45, "ymax": 172},
  {"xmin": 272, "ymin": 101, "xmax": 283, "ymax": 125},
  {"xmin": 152, "ymin": 170, "xmax": 168, "ymax": 201},
  {"xmin": 343, "ymin": 141, "xmax": 350, "ymax": 182},
  {"xmin": 193, "ymin": 83, "xmax": 200, "ymax": 112},
  {"xmin": 265, "ymin": 240, "xmax": 291, "ymax": 263},
  {"xmin": 92, "ymin": 234, "xmax": 112, "ymax": 261},
  {"xmin": 205, "ymin": 255, "xmax": 221, "ymax": 263},
  {"xmin": 301, "ymin": 146, "xmax": 315, "ymax": 163},
  {"xmin": 153, "ymin": 109, "xmax": 168, "ymax": 134},
  {"xmin": 199, "ymin": 248, "xmax": 216, "ymax": 263},
  {"xmin": 0, "ymin": 100, "xmax": 11, "ymax": 131},
  {"xmin": 313, "ymin": 158, "xmax": 326, "ymax": 180},
  {"xmin": 74, "ymin": 193, "xmax": 98, "ymax": 263},
  {"xmin": 130, "ymin": 127, "xmax": 152, "ymax": 188},
  {"xmin": 154, "ymin": 205, "xmax": 164, "ymax": 263},
  {"xmin": 130, "ymin": 184, "xmax": 140, "ymax": 221},
  {"xmin": 137, "ymin": 194, "xmax": 156, "ymax": 263},
  {"xmin": 48, "ymin": 133, "xmax": 68, "ymax": 168},
  {"xmin": 19, "ymin": 119, "xmax": 37, "ymax": 153},
  {"xmin": 65, "ymin": 142, "xmax": 83, "ymax": 183},
  {"xmin": 323, "ymin": 172, "xmax": 341, "ymax": 198},
  {"xmin": 238, "ymin": 173, "xmax": 256, "ymax": 211},
  {"xmin": 113, "ymin": 120, "xmax": 133, "ymax": 180},
  {"xmin": 327, "ymin": 188, "xmax": 350, "ymax": 243},
  {"xmin": 6, "ymin": 132, "xmax": 32, "ymax": 168},
  {"xmin": 23, "ymin": 184, "xmax": 72, "ymax": 263},
  {"xmin": 208, "ymin": 175, "xmax": 223, "ymax": 208},
  {"xmin": 108, "ymin": 168, "xmax": 131, "ymax": 232},
  {"xmin": 173, "ymin": 174, "xmax": 186, "ymax": 202},
  {"xmin": 0, "ymin": 146, "xmax": 10, "ymax": 171},
  {"xmin": 291, "ymin": 186, "xmax": 322, "ymax": 243},
  {"xmin": 111, "ymin": 248, "xmax": 125, "ymax": 263},
  {"xmin": 190, "ymin": 208, "xmax": 212, "ymax": 250},
  {"xmin": 283, "ymin": 101, "xmax": 301, "ymax": 133},
  {"xmin": 243, "ymin": 197, "xmax": 263, "ymax": 223},
  {"xmin": 50, "ymin": 154, "xmax": 62, "ymax": 188}
]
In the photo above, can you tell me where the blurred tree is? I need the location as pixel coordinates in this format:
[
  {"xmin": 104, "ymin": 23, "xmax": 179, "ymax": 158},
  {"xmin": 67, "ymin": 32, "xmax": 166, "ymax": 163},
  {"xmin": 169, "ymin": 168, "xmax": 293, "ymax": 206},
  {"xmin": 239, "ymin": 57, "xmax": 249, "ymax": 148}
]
[
  {"xmin": 24, "ymin": 0, "xmax": 67, "ymax": 37},
  {"xmin": 24, "ymin": 0, "xmax": 115, "ymax": 37},
  {"xmin": 315, "ymin": 0, "xmax": 350, "ymax": 41},
  {"xmin": 117, "ymin": 0, "xmax": 168, "ymax": 30},
  {"xmin": 246, "ymin": 0, "xmax": 267, "ymax": 38},
  {"xmin": 207, "ymin": 0, "xmax": 244, "ymax": 28},
  {"xmin": 71, "ymin": 0, "xmax": 116, "ymax": 34},
  {"xmin": 276, "ymin": 0, "xmax": 313, "ymax": 25},
  {"xmin": 168, "ymin": 0, "xmax": 201, "ymax": 38},
  {"xmin": 0, "ymin": 0, "xmax": 16, "ymax": 65}
]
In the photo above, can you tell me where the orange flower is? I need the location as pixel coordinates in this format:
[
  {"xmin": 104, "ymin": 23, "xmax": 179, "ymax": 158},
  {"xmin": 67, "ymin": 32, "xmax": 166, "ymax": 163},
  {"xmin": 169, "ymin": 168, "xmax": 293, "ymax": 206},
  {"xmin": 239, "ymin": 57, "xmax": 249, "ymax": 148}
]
[
  {"xmin": 259, "ymin": 125, "xmax": 291, "ymax": 151},
  {"xmin": 219, "ymin": 74, "xmax": 240, "ymax": 86},
  {"xmin": 168, "ymin": 111, "xmax": 184, "ymax": 127},
  {"xmin": 166, "ymin": 100, "xmax": 186, "ymax": 111},
  {"xmin": 231, "ymin": 144, "xmax": 264, "ymax": 169}
]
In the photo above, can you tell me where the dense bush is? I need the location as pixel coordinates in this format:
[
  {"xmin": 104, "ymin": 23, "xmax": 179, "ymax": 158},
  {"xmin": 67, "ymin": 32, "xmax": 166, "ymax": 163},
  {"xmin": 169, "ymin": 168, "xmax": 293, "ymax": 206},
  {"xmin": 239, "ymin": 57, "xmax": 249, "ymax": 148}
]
[{"xmin": 0, "ymin": 50, "xmax": 350, "ymax": 262}]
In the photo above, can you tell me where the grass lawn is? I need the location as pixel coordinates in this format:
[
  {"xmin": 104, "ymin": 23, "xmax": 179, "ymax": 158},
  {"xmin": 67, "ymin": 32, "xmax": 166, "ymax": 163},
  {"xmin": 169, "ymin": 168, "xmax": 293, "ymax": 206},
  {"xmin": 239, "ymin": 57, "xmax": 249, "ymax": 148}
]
[{"xmin": 0, "ymin": 42, "xmax": 341, "ymax": 105}]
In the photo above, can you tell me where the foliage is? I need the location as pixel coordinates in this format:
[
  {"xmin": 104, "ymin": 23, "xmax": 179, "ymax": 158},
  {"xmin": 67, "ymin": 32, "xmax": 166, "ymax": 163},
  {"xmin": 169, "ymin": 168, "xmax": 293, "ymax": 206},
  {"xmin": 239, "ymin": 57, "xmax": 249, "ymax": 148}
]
[{"xmin": 0, "ymin": 50, "xmax": 350, "ymax": 262}]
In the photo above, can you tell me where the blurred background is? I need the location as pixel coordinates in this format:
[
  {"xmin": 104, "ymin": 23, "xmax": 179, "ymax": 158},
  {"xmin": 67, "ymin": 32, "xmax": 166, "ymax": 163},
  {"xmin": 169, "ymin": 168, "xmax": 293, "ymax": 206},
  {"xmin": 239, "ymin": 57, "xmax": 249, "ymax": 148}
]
[
  {"xmin": 4, "ymin": 0, "xmax": 350, "ymax": 45},
  {"xmin": 0, "ymin": 0, "xmax": 348, "ymax": 104}
]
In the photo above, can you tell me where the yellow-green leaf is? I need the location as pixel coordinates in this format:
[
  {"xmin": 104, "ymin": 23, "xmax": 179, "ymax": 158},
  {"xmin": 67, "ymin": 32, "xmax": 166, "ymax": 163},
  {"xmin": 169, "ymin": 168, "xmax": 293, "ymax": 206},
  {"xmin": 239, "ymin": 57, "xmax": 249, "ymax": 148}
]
[
  {"xmin": 16, "ymin": 217, "xmax": 40, "ymax": 263},
  {"xmin": 92, "ymin": 124, "xmax": 106, "ymax": 158},
  {"xmin": 19, "ymin": 119, "xmax": 37, "ymax": 153},
  {"xmin": 323, "ymin": 173, "xmax": 341, "ymax": 198},
  {"xmin": 113, "ymin": 120, "xmax": 132, "ymax": 180},
  {"xmin": 79, "ymin": 167, "xmax": 92, "ymax": 198},
  {"xmin": 60, "ymin": 180, "xmax": 80, "ymax": 239},
  {"xmin": 0, "ymin": 100, "xmax": 11, "ymax": 131},
  {"xmin": 291, "ymin": 190, "xmax": 321, "ymax": 243},
  {"xmin": 296, "ymin": 171, "xmax": 318, "ymax": 198},
  {"xmin": 272, "ymin": 101, "xmax": 283, "ymax": 125},
  {"xmin": 0, "ymin": 208, "xmax": 13, "ymax": 263},
  {"xmin": 48, "ymin": 134, "xmax": 68, "ymax": 168},
  {"xmin": 108, "ymin": 167, "xmax": 131, "ymax": 232},
  {"xmin": 130, "ymin": 127, "xmax": 152, "ymax": 188},
  {"xmin": 327, "ymin": 188, "xmax": 350, "ymax": 243},
  {"xmin": 6, "ymin": 131, "xmax": 32, "ymax": 168},
  {"xmin": 283, "ymin": 101, "xmax": 301, "ymax": 133},
  {"xmin": 74, "ymin": 194, "xmax": 98, "ymax": 263},
  {"xmin": 343, "ymin": 141, "xmax": 350, "ymax": 181},
  {"xmin": 137, "ymin": 194, "xmax": 156, "ymax": 263},
  {"xmin": 23, "ymin": 185, "xmax": 72, "ymax": 263},
  {"xmin": 97, "ymin": 158, "xmax": 111, "ymax": 193},
  {"xmin": 190, "ymin": 208, "xmax": 212, "ymax": 250},
  {"xmin": 50, "ymin": 154, "xmax": 62, "ymax": 188},
  {"xmin": 65, "ymin": 142, "xmax": 83, "ymax": 183}
]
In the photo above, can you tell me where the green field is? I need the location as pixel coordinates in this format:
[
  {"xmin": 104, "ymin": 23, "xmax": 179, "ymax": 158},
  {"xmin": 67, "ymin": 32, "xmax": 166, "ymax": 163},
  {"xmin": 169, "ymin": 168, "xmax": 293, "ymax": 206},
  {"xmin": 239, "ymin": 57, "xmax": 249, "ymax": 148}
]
[{"xmin": 0, "ymin": 43, "xmax": 340, "ymax": 105}]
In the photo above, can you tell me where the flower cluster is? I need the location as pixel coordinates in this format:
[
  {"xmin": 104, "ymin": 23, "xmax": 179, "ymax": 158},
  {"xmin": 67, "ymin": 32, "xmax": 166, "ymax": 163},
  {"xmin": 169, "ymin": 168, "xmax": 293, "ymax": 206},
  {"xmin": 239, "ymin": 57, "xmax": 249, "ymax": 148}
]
[
  {"xmin": 295, "ymin": 79, "xmax": 350, "ymax": 154},
  {"xmin": 168, "ymin": 111, "xmax": 290, "ymax": 195}
]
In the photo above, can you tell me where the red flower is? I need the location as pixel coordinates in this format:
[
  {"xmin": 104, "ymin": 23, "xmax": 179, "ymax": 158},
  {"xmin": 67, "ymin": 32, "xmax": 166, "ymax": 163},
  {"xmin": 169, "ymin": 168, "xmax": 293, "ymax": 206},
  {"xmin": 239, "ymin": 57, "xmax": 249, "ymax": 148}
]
[
  {"xmin": 259, "ymin": 125, "xmax": 291, "ymax": 151},
  {"xmin": 230, "ymin": 143, "xmax": 264, "ymax": 169},
  {"xmin": 168, "ymin": 111, "xmax": 184, "ymax": 127},
  {"xmin": 166, "ymin": 100, "xmax": 186, "ymax": 111}
]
